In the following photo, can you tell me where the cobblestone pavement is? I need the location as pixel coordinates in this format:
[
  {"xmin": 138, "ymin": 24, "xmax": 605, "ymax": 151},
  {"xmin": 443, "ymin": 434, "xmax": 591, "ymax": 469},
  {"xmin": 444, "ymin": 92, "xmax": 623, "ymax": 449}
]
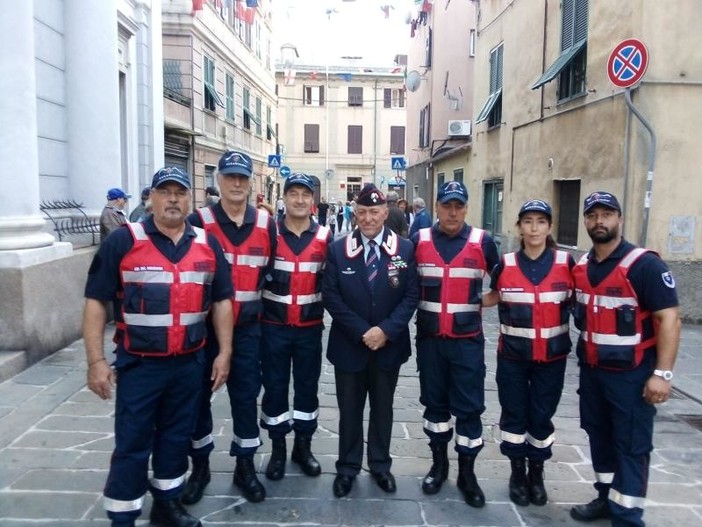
[{"xmin": 1, "ymin": 307, "xmax": 701, "ymax": 526}]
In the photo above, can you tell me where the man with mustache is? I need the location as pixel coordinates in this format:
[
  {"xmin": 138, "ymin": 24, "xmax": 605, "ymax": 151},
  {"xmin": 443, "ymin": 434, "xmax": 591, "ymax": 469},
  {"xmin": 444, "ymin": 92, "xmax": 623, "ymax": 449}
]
[{"xmin": 570, "ymin": 191, "xmax": 681, "ymax": 526}]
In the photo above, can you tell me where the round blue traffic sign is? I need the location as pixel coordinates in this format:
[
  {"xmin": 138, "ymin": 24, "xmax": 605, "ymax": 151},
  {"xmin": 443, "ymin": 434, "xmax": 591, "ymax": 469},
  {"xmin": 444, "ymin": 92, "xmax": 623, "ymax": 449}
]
[
  {"xmin": 279, "ymin": 165, "xmax": 291, "ymax": 178},
  {"xmin": 607, "ymin": 38, "xmax": 649, "ymax": 89}
]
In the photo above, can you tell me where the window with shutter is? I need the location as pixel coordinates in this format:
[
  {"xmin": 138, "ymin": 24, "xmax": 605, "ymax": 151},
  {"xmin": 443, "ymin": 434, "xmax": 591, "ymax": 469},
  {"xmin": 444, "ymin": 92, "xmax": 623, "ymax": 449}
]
[
  {"xmin": 475, "ymin": 43, "xmax": 503, "ymax": 127},
  {"xmin": 384, "ymin": 89, "xmax": 392, "ymax": 109},
  {"xmin": 390, "ymin": 126, "xmax": 405, "ymax": 155},
  {"xmin": 304, "ymin": 124, "xmax": 319, "ymax": 153},
  {"xmin": 348, "ymin": 125, "xmax": 363, "ymax": 154},
  {"xmin": 348, "ymin": 87, "xmax": 363, "ymax": 107}
]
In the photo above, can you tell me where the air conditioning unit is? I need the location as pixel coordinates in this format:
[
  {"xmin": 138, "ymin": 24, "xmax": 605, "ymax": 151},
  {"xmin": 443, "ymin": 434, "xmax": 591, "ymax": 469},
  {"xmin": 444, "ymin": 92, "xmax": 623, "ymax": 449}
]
[{"xmin": 448, "ymin": 119, "xmax": 471, "ymax": 137}]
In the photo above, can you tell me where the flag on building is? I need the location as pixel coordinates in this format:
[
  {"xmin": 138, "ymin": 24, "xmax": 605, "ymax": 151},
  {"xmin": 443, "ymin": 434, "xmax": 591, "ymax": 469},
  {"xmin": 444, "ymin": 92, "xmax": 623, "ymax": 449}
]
[
  {"xmin": 191, "ymin": 0, "xmax": 204, "ymax": 16},
  {"xmin": 246, "ymin": 0, "xmax": 258, "ymax": 7},
  {"xmin": 310, "ymin": 71, "xmax": 318, "ymax": 80},
  {"xmin": 390, "ymin": 67, "xmax": 402, "ymax": 74},
  {"xmin": 338, "ymin": 73, "xmax": 352, "ymax": 82},
  {"xmin": 284, "ymin": 69, "xmax": 296, "ymax": 86},
  {"xmin": 236, "ymin": 0, "xmax": 255, "ymax": 24}
]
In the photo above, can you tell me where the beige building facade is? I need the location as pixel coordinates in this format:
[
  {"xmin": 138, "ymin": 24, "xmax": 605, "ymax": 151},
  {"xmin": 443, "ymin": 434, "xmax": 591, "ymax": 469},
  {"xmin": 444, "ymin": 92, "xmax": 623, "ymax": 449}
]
[
  {"xmin": 275, "ymin": 65, "xmax": 406, "ymax": 204},
  {"xmin": 162, "ymin": 0, "xmax": 277, "ymax": 205},
  {"xmin": 471, "ymin": 0, "xmax": 702, "ymax": 319}
]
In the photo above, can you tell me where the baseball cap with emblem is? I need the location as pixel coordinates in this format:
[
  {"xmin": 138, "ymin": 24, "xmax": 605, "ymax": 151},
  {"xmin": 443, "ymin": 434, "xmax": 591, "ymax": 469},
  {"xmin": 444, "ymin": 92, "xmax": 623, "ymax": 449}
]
[
  {"xmin": 519, "ymin": 199, "xmax": 552, "ymax": 218},
  {"xmin": 151, "ymin": 167, "xmax": 191, "ymax": 189},
  {"xmin": 356, "ymin": 183, "xmax": 387, "ymax": 206},
  {"xmin": 437, "ymin": 181, "xmax": 468, "ymax": 204},
  {"xmin": 218, "ymin": 150, "xmax": 253, "ymax": 177},
  {"xmin": 583, "ymin": 191, "xmax": 621, "ymax": 214},
  {"xmin": 284, "ymin": 172, "xmax": 315, "ymax": 193},
  {"xmin": 107, "ymin": 188, "xmax": 131, "ymax": 200}
]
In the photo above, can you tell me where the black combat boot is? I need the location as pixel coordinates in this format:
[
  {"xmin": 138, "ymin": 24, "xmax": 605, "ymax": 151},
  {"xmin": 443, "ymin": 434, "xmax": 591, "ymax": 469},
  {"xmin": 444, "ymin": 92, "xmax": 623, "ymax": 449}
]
[
  {"xmin": 422, "ymin": 442, "xmax": 449, "ymax": 495},
  {"xmin": 291, "ymin": 436, "xmax": 322, "ymax": 477},
  {"xmin": 508, "ymin": 457, "xmax": 530, "ymax": 506},
  {"xmin": 456, "ymin": 454, "xmax": 485, "ymax": 508},
  {"xmin": 233, "ymin": 456, "xmax": 266, "ymax": 503},
  {"xmin": 265, "ymin": 438, "xmax": 287, "ymax": 480},
  {"xmin": 528, "ymin": 459, "xmax": 548, "ymax": 505},
  {"xmin": 570, "ymin": 485, "xmax": 611, "ymax": 522},
  {"xmin": 149, "ymin": 499, "xmax": 202, "ymax": 527},
  {"xmin": 180, "ymin": 457, "xmax": 211, "ymax": 505}
]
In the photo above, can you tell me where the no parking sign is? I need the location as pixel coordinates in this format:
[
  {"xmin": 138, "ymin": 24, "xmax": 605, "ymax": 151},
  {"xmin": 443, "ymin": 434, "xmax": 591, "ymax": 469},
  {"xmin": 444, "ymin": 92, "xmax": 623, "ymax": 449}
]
[{"xmin": 607, "ymin": 38, "xmax": 649, "ymax": 89}]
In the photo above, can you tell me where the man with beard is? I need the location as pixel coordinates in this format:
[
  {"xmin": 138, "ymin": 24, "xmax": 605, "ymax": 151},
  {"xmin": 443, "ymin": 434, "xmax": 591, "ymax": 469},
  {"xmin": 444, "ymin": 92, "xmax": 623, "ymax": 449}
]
[{"xmin": 570, "ymin": 191, "xmax": 680, "ymax": 526}]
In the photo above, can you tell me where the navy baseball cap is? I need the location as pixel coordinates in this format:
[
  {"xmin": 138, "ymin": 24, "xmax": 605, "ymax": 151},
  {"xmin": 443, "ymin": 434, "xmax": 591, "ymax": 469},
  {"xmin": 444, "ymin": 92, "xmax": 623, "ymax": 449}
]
[
  {"xmin": 356, "ymin": 183, "xmax": 386, "ymax": 206},
  {"xmin": 284, "ymin": 172, "xmax": 315, "ymax": 193},
  {"xmin": 519, "ymin": 199, "xmax": 552, "ymax": 218},
  {"xmin": 583, "ymin": 191, "xmax": 621, "ymax": 214},
  {"xmin": 219, "ymin": 150, "xmax": 253, "ymax": 177},
  {"xmin": 140, "ymin": 187, "xmax": 151, "ymax": 199},
  {"xmin": 151, "ymin": 167, "xmax": 191, "ymax": 189},
  {"xmin": 437, "ymin": 181, "xmax": 468, "ymax": 204},
  {"xmin": 107, "ymin": 188, "xmax": 131, "ymax": 200}
]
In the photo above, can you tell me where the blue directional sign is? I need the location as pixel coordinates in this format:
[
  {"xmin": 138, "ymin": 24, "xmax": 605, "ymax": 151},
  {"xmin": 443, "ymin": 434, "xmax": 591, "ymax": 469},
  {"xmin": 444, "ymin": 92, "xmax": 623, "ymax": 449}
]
[
  {"xmin": 279, "ymin": 165, "xmax": 292, "ymax": 178},
  {"xmin": 267, "ymin": 154, "xmax": 281, "ymax": 168},
  {"xmin": 391, "ymin": 156, "xmax": 406, "ymax": 170}
]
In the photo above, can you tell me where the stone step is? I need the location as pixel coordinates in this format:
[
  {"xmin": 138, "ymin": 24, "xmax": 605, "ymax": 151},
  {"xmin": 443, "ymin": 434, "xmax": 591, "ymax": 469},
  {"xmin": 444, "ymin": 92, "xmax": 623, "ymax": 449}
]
[{"xmin": 0, "ymin": 350, "xmax": 27, "ymax": 384}]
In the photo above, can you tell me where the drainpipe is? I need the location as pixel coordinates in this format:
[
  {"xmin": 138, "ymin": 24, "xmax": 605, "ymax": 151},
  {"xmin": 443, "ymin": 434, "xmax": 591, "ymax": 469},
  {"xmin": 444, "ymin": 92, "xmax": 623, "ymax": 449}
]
[{"xmin": 373, "ymin": 77, "xmax": 378, "ymax": 186}]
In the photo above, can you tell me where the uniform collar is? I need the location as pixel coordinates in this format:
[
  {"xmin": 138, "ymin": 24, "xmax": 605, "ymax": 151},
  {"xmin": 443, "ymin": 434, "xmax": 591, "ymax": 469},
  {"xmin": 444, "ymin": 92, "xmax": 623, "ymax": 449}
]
[
  {"xmin": 586, "ymin": 239, "xmax": 632, "ymax": 264},
  {"xmin": 432, "ymin": 223, "xmax": 469, "ymax": 240},
  {"xmin": 212, "ymin": 201, "xmax": 257, "ymax": 225},
  {"xmin": 142, "ymin": 215, "xmax": 196, "ymax": 239}
]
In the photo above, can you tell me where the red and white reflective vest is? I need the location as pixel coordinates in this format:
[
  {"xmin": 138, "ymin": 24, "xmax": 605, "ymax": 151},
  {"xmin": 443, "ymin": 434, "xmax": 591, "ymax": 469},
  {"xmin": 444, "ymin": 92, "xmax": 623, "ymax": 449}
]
[
  {"xmin": 262, "ymin": 225, "xmax": 329, "ymax": 326},
  {"xmin": 415, "ymin": 227, "xmax": 486, "ymax": 338},
  {"xmin": 116, "ymin": 222, "xmax": 215, "ymax": 356},
  {"xmin": 497, "ymin": 250, "xmax": 573, "ymax": 362},
  {"xmin": 197, "ymin": 206, "xmax": 271, "ymax": 325},
  {"xmin": 573, "ymin": 247, "xmax": 657, "ymax": 370}
]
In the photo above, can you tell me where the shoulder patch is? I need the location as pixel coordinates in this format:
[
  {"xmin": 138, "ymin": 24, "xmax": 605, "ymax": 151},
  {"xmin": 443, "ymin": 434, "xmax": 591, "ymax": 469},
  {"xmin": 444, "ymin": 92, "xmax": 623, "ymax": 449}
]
[{"xmin": 661, "ymin": 271, "xmax": 675, "ymax": 289}]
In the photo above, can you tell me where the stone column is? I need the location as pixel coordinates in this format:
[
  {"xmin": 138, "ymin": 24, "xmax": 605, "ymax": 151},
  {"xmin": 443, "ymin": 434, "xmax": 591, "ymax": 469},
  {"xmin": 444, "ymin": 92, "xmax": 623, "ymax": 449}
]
[
  {"xmin": 0, "ymin": 1, "xmax": 55, "ymax": 250},
  {"xmin": 65, "ymin": 0, "xmax": 121, "ymax": 209}
]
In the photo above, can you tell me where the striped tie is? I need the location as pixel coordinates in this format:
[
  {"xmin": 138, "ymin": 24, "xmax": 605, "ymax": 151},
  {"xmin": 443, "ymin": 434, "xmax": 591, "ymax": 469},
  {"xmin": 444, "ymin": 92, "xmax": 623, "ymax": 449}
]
[{"xmin": 366, "ymin": 240, "xmax": 378, "ymax": 285}]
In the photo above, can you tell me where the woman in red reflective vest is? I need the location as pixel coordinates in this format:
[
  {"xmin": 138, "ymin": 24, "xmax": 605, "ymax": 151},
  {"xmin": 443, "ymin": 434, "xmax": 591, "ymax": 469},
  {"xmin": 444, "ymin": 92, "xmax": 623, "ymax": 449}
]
[{"xmin": 483, "ymin": 199, "xmax": 574, "ymax": 508}]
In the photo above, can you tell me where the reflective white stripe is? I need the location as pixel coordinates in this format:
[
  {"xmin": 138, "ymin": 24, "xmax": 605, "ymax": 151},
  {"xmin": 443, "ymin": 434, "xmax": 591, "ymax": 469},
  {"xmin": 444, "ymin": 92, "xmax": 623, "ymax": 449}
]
[
  {"xmin": 233, "ymin": 435, "xmax": 262, "ymax": 448},
  {"xmin": 418, "ymin": 266, "xmax": 443, "ymax": 278},
  {"xmin": 316, "ymin": 226, "xmax": 330, "ymax": 240},
  {"xmin": 193, "ymin": 226, "xmax": 207, "ymax": 244},
  {"xmin": 121, "ymin": 271, "xmax": 174, "ymax": 284},
  {"xmin": 129, "ymin": 222, "xmax": 148, "ymax": 240},
  {"xmin": 423, "ymin": 418, "xmax": 452, "ymax": 433},
  {"xmin": 151, "ymin": 474, "xmax": 185, "ymax": 491},
  {"xmin": 181, "ymin": 312, "xmax": 207, "ymax": 325},
  {"xmin": 255, "ymin": 208, "xmax": 269, "ymax": 228},
  {"xmin": 297, "ymin": 293, "xmax": 322, "ymax": 305},
  {"xmin": 610, "ymin": 489, "xmax": 647, "ymax": 509},
  {"xmin": 620, "ymin": 248, "xmax": 647, "ymax": 269},
  {"xmin": 554, "ymin": 250, "xmax": 568, "ymax": 264},
  {"xmin": 577, "ymin": 253, "xmax": 589, "ymax": 265},
  {"xmin": 594, "ymin": 296, "xmax": 638, "ymax": 309},
  {"xmin": 224, "ymin": 252, "xmax": 234, "ymax": 264},
  {"xmin": 235, "ymin": 290, "xmax": 262, "ymax": 302},
  {"xmin": 583, "ymin": 331, "xmax": 641, "ymax": 346},
  {"xmin": 541, "ymin": 323, "xmax": 569, "ymax": 338},
  {"xmin": 191, "ymin": 434, "xmax": 214, "ymax": 450},
  {"xmin": 449, "ymin": 267, "xmax": 485, "ymax": 279},
  {"xmin": 237, "ymin": 255, "xmax": 269, "ymax": 267},
  {"xmin": 503, "ymin": 252, "xmax": 517, "ymax": 267},
  {"xmin": 500, "ymin": 429, "xmax": 526, "ymax": 444},
  {"xmin": 262, "ymin": 290, "xmax": 292, "ymax": 304},
  {"xmin": 468, "ymin": 227, "xmax": 484, "ymax": 244},
  {"xmin": 595, "ymin": 471, "xmax": 614, "ymax": 484},
  {"xmin": 500, "ymin": 291, "xmax": 535, "ymax": 303},
  {"xmin": 273, "ymin": 260, "xmax": 295, "ymax": 272},
  {"xmin": 293, "ymin": 409, "xmax": 319, "ymax": 421},
  {"xmin": 418, "ymin": 301, "xmax": 480, "ymax": 313},
  {"xmin": 418, "ymin": 228, "xmax": 431, "ymax": 241},
  {"xmin": 501, "ymin": 324, "xmax": 535, "ymax": 338},
  {"xmin": 456, "ymin": 434, "xmax": 483, "ymax": 449},
  {"xmin": 199, "ymin": 207, "xmax": 215, "ymax": 224},
  {"xmin": 299, "ymin": 261, "xmax": 324, "ymax": 273},
  {"xmin": 576, "ymin": 292, "xmax": 590, "ymax": 303},
  {"xmin": 123, "ymin": 313, "xmax": 173, "ymax": 326},
  {"xmin": 539, "ymin": 291, "xmax": 570, "ymax": 303},
  {"xmin": 180, "ymin": 271, "xmax": 214, "ymax": 284},
  {"xmin": 103, "ymin": 495, "xmax": 144, "ymax": 513},
  {"xmin": 261, "ymin": 411, "xmax": 292, "ymax": 425},
  {"xmin": 526, "ymin": 432, "xmax": 555, "ymax": 448}
]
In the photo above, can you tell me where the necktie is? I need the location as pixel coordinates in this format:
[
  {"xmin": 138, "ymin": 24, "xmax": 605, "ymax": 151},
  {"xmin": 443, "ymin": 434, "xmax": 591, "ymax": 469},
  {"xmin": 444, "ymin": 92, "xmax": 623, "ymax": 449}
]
[{"xmin": 366, "ymin": 240, "xmax": 378, "ymax": 285}]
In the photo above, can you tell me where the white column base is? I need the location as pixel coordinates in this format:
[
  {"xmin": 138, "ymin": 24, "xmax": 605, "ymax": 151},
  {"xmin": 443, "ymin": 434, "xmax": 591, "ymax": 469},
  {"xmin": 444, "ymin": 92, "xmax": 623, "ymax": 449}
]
[{"xmin": 0, "ymin": 215, "xmax": 57, "ymax": 251}]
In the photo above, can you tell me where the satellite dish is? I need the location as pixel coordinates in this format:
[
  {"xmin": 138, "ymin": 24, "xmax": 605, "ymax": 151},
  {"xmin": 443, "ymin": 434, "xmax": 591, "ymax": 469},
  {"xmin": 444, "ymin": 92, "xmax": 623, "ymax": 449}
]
[{"xmin": 405, "ymin": 70, "xmax": 422, "ymax": 92}]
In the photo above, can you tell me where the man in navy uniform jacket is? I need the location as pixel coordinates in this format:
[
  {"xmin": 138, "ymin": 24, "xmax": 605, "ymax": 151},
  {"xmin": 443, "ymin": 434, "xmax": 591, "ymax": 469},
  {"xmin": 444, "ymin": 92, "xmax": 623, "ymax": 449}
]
[{"xmin": 322, "ymin": 184, "xmax": 419, "ymax": 498}]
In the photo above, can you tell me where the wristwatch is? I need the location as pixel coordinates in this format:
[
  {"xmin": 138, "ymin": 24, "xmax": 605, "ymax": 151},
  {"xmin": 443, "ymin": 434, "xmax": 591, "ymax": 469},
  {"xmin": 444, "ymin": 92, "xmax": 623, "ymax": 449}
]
[{"xmin": 653, "ymin": 369, "xmax": 674, "ymax": 381}]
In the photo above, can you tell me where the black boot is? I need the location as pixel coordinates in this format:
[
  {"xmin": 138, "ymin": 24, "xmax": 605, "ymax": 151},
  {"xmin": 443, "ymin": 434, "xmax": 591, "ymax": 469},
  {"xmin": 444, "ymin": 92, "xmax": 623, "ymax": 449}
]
[
  {"xmin": 150, "ymin": 499, "xmax": 202, "ymax": 527},
  {"xmin": 180, "ymin": 458, "xmax": 211, "ymax": 505},
  {"xmin": 528, "ymin": 459, "xmax": 548, "ymax": 505},
  {"xmin": 265, "ymin": 438, "xmax": 287, "ymax": 480},
  {"xmin": 456, "ymin": 454, "xmax": 485, "ymax": 508},
  {"xmin": 422, "ymin": 442, "xmax": 449, "ymax": 495},
  {"xmin": 291, "ymin": 436, "xmax": 322, "ymax": 477},
  {"xmin": 570, "ymin": 495, "xmax": 611, "ymax": 522},
  {"xmin": 233, "ymin": 456, "xmax": 266, "ymax": 503},
  {"xmin": 508, "ymin": 458, "xmax": 530, "ymax": 506}
]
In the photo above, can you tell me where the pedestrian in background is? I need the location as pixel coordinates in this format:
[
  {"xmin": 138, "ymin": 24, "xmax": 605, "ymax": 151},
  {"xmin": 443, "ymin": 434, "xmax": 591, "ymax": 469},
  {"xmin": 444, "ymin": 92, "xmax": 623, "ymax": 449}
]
[
  {"xmin": 336, "ymin": 201, "xmax": 344, "ymax": 232},
  {"xmin": 260, "ymin": 173, "xmax": 332, "ymax": 481},
  {"xmin": 205, "ymin": 186, "xmax": 220, "ymax": 207},
  {"xmin": 384, "ymin": 191, "xmax": 408, "ymax": 238},
  {"xmin": 129, "ymin": 187, "xmax": 150, "ymax": 222},
  {"xmin": 100, "ymin": 187, "xmax": 131, "ymax": 241},
  {"xmin": 183, "ymin": 151, "xmax": 277, "ymax": 505},
  {"xmin": 83, "ymin": 167, "xmax": 233, "ymax": 527},
  {"xmin": 323, "ymin": 183, "xmax": 419, "ymax": 498},
  {"xmin": 328, "ymin": 203, "xmax": 337, "ymax": 236},
  {"xmin": 412, "ymin": 180, "xmax": 499, "ymax": 508},
  {"xmin": 397, "ymin": 198, "xmax": 413, "ymax": 231},
  {"xmin": 482, "ymin": 199, "xmax": 574, "ymax": 507},
  {"xmin": 570, "ymin": 191, "xmax": 681, "ymax": 526},
  {"xmin": 408, "ymin": 197, "xmax": 431, "ymax": 238},
  {"xmin": 317, "ymin": 196, "xmax": 330, "ymax": 226}
]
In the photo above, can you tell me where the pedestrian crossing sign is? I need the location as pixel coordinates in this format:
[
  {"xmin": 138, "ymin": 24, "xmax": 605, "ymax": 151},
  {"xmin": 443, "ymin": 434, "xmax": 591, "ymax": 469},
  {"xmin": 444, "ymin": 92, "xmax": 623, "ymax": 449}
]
[
  {"xmin": 268, "ymin": 154, "xmax": 281, "ymax": 168},
  {"xmin": 391, "ymin": 157, "xmax": 406, "ymax": 171}
]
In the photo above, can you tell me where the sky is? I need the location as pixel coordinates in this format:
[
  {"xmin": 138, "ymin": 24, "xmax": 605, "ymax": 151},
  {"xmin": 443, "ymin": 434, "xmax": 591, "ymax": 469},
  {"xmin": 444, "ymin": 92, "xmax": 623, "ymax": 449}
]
[{"xmin": 272, "ymin": 0, "xmax": 417, "ymax": 67}]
